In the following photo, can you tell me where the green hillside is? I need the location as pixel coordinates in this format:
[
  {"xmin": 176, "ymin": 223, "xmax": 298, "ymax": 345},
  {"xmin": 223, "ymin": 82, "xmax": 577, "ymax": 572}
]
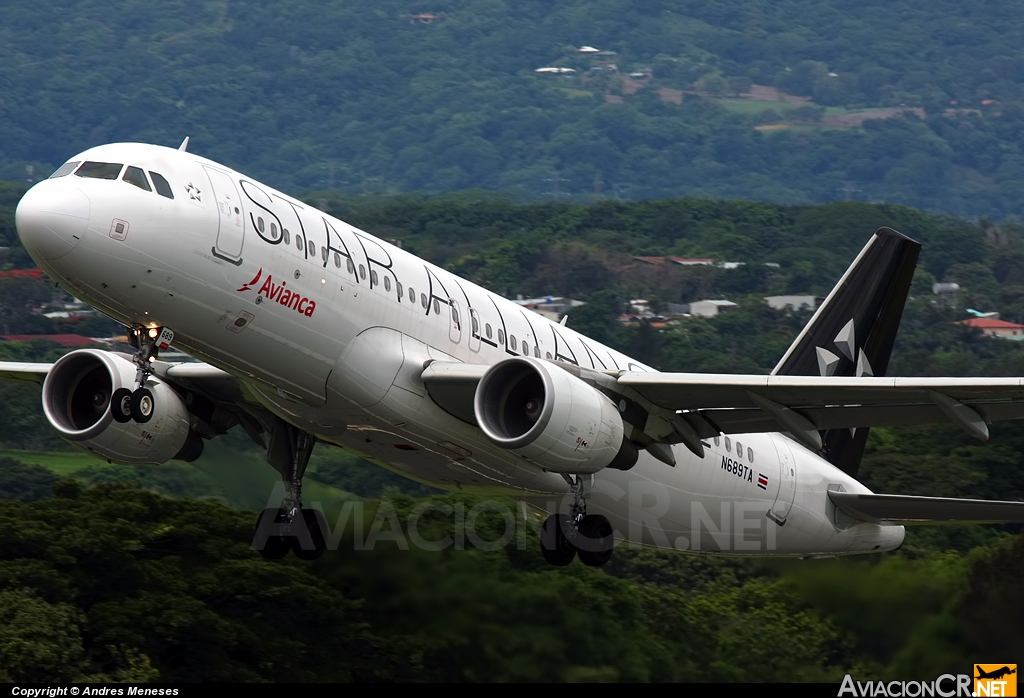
[{"xmin": 5, "ymin": 1, "xmax": 1024, "ymax": 215}]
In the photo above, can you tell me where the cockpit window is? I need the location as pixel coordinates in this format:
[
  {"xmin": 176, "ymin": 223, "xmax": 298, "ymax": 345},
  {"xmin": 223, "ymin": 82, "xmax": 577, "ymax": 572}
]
[
  {"xmin": 149, "ymin": 172, "xmax": 174, "ymax": 199},
  {"xmin": 75, "ymin": 161, "xmax": 123, "ymax": 180},
  {"xmin": 123, "ymin": 166, "xmax": 152, "ymax": 192},
  {"xmin": 48, "ymin": 161, "xmax": 81, "ymax": 179}
]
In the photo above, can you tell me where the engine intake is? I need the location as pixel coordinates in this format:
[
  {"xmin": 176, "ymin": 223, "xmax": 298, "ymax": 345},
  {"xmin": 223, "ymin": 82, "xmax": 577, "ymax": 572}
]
[
  {"xmin": 474, "ymin": 357, "xmax": 638, "ymax": 473},
  {"xmin": 42, "ymin": 349, "xmax": 198, "ymax": 464}
]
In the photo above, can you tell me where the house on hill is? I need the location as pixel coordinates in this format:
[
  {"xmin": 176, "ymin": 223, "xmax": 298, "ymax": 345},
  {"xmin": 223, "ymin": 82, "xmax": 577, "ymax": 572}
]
[
  {"xmin": 0, "ymin": 334, "xmax": 102, "ymax": 347},
  {"xmin": 956, "ymin": 317, "xmax": 1024, "ymax": 339}
]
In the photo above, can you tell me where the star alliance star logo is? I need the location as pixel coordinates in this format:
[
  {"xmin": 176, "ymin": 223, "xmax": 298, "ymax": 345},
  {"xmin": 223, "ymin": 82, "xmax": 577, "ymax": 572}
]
[{"xmin": 186, "ymin": 182, "xmax": 202, "ymax": 201}]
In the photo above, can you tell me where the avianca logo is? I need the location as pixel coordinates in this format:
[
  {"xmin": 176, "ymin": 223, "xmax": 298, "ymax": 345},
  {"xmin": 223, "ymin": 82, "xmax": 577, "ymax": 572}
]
[
  {"xmin": 238, "ymin": 268, "xmax": 317, "ymax": 318},
  {"xmin": 237, "ymin": 268, "xmax": 262, "ymax": 292}
]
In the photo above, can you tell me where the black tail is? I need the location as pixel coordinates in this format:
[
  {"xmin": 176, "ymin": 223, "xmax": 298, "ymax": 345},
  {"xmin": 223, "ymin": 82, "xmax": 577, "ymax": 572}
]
[{"xmin": 772, "ymin": 227, "xmax": 920, "ymax": 476}]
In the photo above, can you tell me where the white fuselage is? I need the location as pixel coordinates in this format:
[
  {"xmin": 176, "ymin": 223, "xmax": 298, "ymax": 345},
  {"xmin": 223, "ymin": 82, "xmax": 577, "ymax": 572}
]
[{"xmin": 15, "ymin": 142, "xmax": 904, "ymax": 556}]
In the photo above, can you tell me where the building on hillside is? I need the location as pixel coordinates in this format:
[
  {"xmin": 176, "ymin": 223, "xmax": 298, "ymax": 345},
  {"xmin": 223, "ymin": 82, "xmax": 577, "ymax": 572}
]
[
  {"xmin": 578, "ymin": 46, "xmax": 600, "ymax": 53},
  {"xmin": 956, "ymin": 317, "xmax": 1024, "ymax": 339},
  {"xmin": 688, "ymin": 299, "xmax": 738, "ymax": 318},
  {"xmin": 765, "ymin": 295, "xmax": 819, "ymax": 311},
  {"xmin": 0, "ymin": 334, "xmax": 103, "ymax": 347},
  {"xmin": 0, "ymin": 268, "xmax": 46, "ymax": 279},
  {"xmin": 670, "ymin": 257, "xmax": 714, "ymax": 266},
  {"xmin": 513, "ymin": 296, "xmax": 585, "ymax": 322},
  {"xmin": 932, "ymin": 282, "xmax": 960, "ymax": 306}
]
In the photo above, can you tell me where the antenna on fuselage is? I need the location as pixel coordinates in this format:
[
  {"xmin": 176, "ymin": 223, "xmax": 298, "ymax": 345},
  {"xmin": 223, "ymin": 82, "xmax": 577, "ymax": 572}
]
[{"xmin": 178, "ymin": 136, "xmax": 190, "ymax": 152}]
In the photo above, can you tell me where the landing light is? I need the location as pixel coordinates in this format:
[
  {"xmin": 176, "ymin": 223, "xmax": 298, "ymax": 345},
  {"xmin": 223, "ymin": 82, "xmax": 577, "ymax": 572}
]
[{"xmin": 148, "ymin": 328, "xmax": 159, "ymax": 338}]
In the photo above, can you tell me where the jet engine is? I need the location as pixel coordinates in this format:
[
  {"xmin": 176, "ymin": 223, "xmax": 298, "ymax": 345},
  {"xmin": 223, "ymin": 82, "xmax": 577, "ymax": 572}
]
[
  {"xmin": 41, "ymin": 349, "xmax": 201, "ymax": 464},
  {"xmin": 474, "ymin": 357, "xmax": 638, "ymax": 473}
]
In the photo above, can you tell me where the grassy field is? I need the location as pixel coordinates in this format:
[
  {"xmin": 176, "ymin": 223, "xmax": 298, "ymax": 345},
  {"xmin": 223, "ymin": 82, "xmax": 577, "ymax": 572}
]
[{"xmin": 0, "ymin": 448, "xmax": 99, "ymax": 475}]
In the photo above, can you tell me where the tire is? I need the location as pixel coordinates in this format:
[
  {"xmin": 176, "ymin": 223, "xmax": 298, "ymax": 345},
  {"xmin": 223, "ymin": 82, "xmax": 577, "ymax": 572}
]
[
  {"xmin": 110, "ymin": 388, "xmax": 133, "ymax": 423},
  {"xmin": 576, "ymin": 514, "xmax": 614, "ymax": 567},
  {"xmin": 254, "ymin": 508, "xmax": 290, "ymax": 560},
  {"xmin": 540, "ymin": 514, "xmax": 576, "ymax": 566},
  {"xmin": 130, "ymin": 387, "xmax": 155, "ymax": 423},
  {"xmin": 291, "ymin": 508, "xmax": 328, "ymax": 560}
]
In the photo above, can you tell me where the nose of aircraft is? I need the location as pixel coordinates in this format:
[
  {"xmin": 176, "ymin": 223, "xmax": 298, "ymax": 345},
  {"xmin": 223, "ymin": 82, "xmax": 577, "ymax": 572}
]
[{"xmin": 15, "ymin": 182, "xmax": 90, "ymax": 261}]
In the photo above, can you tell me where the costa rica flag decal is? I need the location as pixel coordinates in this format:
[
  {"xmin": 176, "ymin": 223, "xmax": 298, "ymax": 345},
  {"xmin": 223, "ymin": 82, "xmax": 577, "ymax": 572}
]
[{"xmin": 757, "ymin": 473, "xmax": 769, "ymax": 490}]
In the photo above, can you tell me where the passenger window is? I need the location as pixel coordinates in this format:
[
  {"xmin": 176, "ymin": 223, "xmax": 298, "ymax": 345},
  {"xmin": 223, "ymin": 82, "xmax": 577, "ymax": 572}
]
[
  {"xmin": 534, "ymin": 346, "xmax": 540, "ymax": 358},
  {"xmin": 346, "ymin": 258, "xmax": 355, "ymax": 274},
  {"xmin": 321, "ymin": 247, "xmax": 328, "ymax": 262},
  {"xmin": 452, "ymin": 306, "xmax": 459, "ymax": 326},
  {"xmin": 420, "ymin": 293, "xmax": 428, "ymax": 309},
  {"xmin": 283, "ymin": 229, "xmax": 290, "ymax": 245},
  {"xmin": 396, "ymin": 281, "xmax": 403, "ymax": 299},
  {"xmin": 409, "ymin": 287, "xmax": 415, "ymax": 302},
  {"xmin": 122, "ymin": 166, "xmax": 151, "ymax": 192},
  {"xmin": 384, "ymin": 276, "xmax": 391, "ymax": 292},
  {"xmin": 725, "ymin": 437, "xmax": 731, "ymax": 452},
  {"xmin": 485, "ymin": 323, "xmax": 493, "ymax": 339},
  {"xmin": 77, "ymin": 162, "xmax": 123, "ymax": 180},
  {"xmin": 736, "ymin": 442, "xmax": 743, "ymax": 459},
  {"xmin": 433, "ymin": 298, "xmax": 440, "ymax": 314},
  {"xmin": 510, "ymin": 335, "xmax": 518, "ymax": 351},
  {"xmin": 149, "ymin": 172, "xmax": 174, "ymax": 198},
  {"xmin": 271, "ymin": 222, "xmax": 278, "ymax": 239},
  {"xmin": 358, "ymin": 265, "xmax": 366, "ymax": 280},
  {"xmin": 498, "ymin": 329, "xmax": 505, "ymax": 345},
  {"xmin": 257, "ymin": 217, "xmax": 265, "ymax": 233},
  {"xmin": 49, "ymin": 161, "xmax": 80, "ymax": 179},
  {"xmin": 747, "ymin": 447, "xmax": 754, "ymax": 462},
  {"xmin": 714, "ymin": 436, "xmax": 720, "ymax": 447},
  {"xmin": 545, "ymin": 352, "xmax": 552, "ymax": 359},
  {"xmin": 371, "ymin": 270, "xmax": 378, "ymax": 287},
  {"xmin": 471, "ymin": 315, "xmax": 479, "ymax": 334},
  {"xmin": 307, "ymin": 240, "xmax": 315, "ymax": 257},
  {"xmin": 297, "ymin": 235, "xmax": 304, "ymax": 251},
  {"xmin": 334, "ymin": 252, "xmax": 341, "ymax": 268}
]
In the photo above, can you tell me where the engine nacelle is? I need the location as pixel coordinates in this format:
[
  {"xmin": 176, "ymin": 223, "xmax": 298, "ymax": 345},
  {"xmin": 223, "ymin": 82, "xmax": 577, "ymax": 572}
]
[
  {"xmin": 474, "ymin": 357, "xmax": 638, "ymax": 474},
  {"xmin": 42, "ymin": 349, "xmax": 199, "ymax": 464}
]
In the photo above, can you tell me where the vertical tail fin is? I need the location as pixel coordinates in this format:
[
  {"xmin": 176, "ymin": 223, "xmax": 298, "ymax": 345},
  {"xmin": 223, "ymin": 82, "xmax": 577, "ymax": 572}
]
[{"xmin": 772, "ymin": 227, "xmax": 921, "ymax": 475}]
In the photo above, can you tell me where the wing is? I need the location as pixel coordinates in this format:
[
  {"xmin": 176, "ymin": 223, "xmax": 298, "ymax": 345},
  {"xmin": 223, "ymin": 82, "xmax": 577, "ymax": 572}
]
[
  {"xmin": 0, "ymin": 362, "xmax": 53, "ymax": 384},
  {"xmin": 615, "ymin": 372, "xmax": 1023, "ymax": 450},
  {"xmin": 0, "ymin": 357, "xmax": 275, "ymax": 447},
  {"xmin": 422, "ymin": 361, "xmax": 1024, "ymax": 454}
]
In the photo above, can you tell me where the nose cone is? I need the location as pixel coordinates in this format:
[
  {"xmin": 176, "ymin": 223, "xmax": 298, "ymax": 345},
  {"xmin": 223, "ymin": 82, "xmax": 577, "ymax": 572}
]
[{"xmin": 16, "ymin": 182, "xmax": 90, "ymax": 261}]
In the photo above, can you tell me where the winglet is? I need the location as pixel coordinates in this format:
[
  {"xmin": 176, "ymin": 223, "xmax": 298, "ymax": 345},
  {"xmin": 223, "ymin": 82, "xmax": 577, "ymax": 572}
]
[{"xmin": 178, "ymin": 136, "xmax": 190, "ymax": 152}]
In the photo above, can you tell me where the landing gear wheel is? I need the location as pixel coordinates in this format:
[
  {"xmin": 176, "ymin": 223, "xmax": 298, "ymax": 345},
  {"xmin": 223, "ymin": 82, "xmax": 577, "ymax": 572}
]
[
  {"xmin": 540, "ymin": 514, "xmax": 577, "ymax": 566},
  {"xmin": 575, "ymin": 514, "xmax": 614, "ymax": 567},
  {"xmin": 291, "ymin": 509, "xmax": 328, "ymax": 560},
  {"xmin": 255, "ymin": 508, "xmax": 290, "ymax": 560},
  {"xmin": 130, "ymin": 387, "xmax": 154, "ymax": 423},
  {"xmin": 110, "ymin": 388, "xmax": 133, "ymax": 423}
]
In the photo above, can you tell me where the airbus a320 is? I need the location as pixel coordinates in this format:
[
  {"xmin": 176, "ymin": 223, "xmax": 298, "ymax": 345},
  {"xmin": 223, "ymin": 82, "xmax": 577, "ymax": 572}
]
[{"xmin": 10, "ymin": 140, "xmax": 1024, "ymax": 565}]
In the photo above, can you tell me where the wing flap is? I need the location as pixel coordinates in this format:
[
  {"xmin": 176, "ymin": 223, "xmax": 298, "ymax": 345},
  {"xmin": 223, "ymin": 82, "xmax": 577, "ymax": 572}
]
[{"xmin": 829, "ymin": 491, "xmax": 1024, "ymax": 524}]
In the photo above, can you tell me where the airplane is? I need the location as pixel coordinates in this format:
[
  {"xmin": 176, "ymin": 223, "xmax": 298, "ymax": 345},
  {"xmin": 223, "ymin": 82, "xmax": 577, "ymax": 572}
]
[
  {"xmin": 976, "ymin": 667, "xmax": 1017, "ymax": 680},
  {"xmin": 8, "ymin": 139, "xmax": 1024, "ymax": 565}
]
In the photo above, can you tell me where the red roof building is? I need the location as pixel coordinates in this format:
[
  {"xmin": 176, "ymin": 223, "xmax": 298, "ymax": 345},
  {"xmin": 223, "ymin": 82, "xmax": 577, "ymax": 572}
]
[
  {"xmin": 0, "ymin": 268, "xmax": 46, "ymax": 279},
  {"xmin": 0, "ymin": 334, "xmax": 100, "ymax": 347},
  {"xmin": 956, "ymin": 318, "xmax": 1024, "ymax": 338}
]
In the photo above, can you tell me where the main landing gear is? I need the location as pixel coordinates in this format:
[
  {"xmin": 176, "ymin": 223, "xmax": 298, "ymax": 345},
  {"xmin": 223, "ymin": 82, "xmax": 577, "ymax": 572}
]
[
  {"xmin": 110, "ymin": 325, "xmax": 172, "ymax": 424},
  {"xmin": 253, "ymin": 420, "xmax": 328, "ymax": 561},
  {"xmin": 540, "ymin": 474, "xmax": 614, "ymax": 567}
]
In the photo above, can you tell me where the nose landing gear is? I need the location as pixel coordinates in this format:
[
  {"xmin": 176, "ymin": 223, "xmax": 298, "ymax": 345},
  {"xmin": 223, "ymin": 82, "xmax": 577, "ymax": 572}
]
[
  {"xmin": 110, "ymin": 325, "xmax": 173, "ymax": 424},
  {"xmin": 540, "ymin": 475, "xmax": 615, "ymax": 567}
]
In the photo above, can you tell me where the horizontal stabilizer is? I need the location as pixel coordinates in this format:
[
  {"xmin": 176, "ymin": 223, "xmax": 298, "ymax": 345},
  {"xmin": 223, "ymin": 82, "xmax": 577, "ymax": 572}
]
[{"xmin": 830, "ymin": 491, "xmax": 1024, "ymax": 524}]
